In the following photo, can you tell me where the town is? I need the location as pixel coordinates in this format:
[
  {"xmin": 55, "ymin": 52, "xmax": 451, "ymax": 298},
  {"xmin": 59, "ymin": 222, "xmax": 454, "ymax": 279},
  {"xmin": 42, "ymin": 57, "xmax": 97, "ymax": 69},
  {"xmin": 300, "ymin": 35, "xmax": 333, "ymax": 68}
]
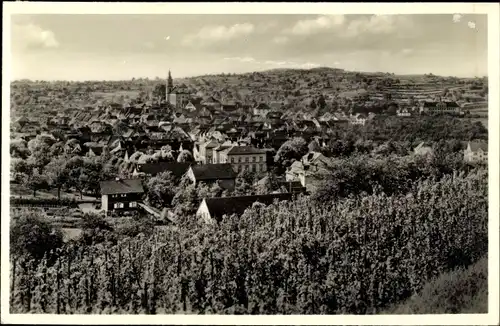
[{"xmin": 9, "ymin": 66, "xmax": 489, "ymax": 314}]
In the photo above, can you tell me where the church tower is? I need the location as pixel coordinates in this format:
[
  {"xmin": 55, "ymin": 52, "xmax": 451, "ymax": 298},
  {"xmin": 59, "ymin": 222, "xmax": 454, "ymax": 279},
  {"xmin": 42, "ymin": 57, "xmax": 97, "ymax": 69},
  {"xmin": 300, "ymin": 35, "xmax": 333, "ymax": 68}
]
[{"xmin": 166, "ymin": 70, "xmax": 173, "ymax": 103}]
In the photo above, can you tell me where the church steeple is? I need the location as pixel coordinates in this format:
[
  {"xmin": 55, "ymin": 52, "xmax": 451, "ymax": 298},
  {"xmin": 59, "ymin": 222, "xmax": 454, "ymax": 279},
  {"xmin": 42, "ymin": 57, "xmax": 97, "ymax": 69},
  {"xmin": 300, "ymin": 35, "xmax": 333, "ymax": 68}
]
[{"xmin": 167, "ymin": 70, "xmax": 173, "ymax": 94}]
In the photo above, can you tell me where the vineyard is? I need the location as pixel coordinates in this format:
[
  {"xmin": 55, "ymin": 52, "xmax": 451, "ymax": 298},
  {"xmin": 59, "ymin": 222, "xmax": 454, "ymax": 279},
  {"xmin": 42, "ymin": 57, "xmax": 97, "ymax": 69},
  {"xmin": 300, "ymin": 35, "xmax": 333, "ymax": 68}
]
[{"xmin": 9, "ymin": 169, "xmax": 488, "ymax": 314}]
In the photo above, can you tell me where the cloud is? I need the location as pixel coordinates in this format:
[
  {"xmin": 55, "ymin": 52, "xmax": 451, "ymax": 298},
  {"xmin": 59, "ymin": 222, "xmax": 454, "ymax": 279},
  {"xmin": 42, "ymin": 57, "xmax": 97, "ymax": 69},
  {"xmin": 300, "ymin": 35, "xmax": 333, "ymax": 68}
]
[
  {"xmin": 183, "ymin": 23, "xmax": 255, "ymax": 47},
  {"xmin": 263, "ymin": 60, "xmax": 320, "ymax": 69},
  {"xmin": 273, "ymin": 36, "xmax": 289, "ymax": 44},
  {"xmin": 12, "ymin": 23, "xmax": 59, "ymax": 50},
  {"xmin": 468, "ymin": 21, "xmax": 476, "ymax": 29},
  {"xmin": 265, "ymin": 60, "xmax": 289, "ymax": 66},
  {"xmin": 164, "ymin": 36, "xmax": 170, "ymax": 41},
  {"xmin": 345, "ymin": 15, "xmax": 413, "ymax": 37},
  {"xmin": 300, "ymin": 62, "xmax": 321, "ymax": 69},
  {"xmin": 287, "ymin": 15, "xmax": 345, "ymax": 35},
  {"xmin": 453, "ymin": 14, "xmax": 463, "ymax": 23},
  {"xmin": 224, "ymin": 56, "xmax": 256, "ymax": 63}
]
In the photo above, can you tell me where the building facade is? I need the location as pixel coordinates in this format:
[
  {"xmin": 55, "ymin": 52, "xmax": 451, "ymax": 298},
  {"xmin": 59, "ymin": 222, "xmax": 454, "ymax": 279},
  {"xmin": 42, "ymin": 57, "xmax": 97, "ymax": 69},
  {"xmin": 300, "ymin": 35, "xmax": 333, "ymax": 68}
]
[
  {"xmin": 216, "ymin": 145, "xmax": 267, "ymax": 173},
  {"xmin": 100, "ymin": 178, "xmax": 144, "ymax": 215}
]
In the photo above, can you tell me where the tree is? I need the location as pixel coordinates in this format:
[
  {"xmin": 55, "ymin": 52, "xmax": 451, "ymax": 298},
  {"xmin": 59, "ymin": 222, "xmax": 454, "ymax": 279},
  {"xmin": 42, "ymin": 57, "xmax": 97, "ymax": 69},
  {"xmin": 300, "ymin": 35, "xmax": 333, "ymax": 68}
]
[
  {"xmin": 153, "ymin": 83, "xmax": 166, "ymax": 101},
  {"xmin": 318, "ymin": 95, "xmax": 327, "ymax": 110},
  {"xmin": 10, "ymin": 210, "xmax": 63, "ymax": 260},
  {"xmin": 23, "ymin": 167, "xmax": 49, "ymax": 197},
  {"xmin": 45, "ymin": 156, "xmax": 69, "ymax": 200},
  {"xmin": 10, "ymin": 138, "xmax": 30, "ymax": 159},
  {"xmin": 81, "ymin": 213, "xmax": 114, "ymax": 245},
  {"xmin": 146, "ymin": 171, "xmax": 177, "ymax": 208},
  {"xmin": 177, "ymin": 150, "xmax": 194, "ymax": 163},
  {"xmin": 64, "ymin": 138, "xmax": 81, "ymax": 155},
  {"xmin": 27, "ymin": 134, "xmax": 56, "ymax": 170},
  {"xmin": 274, "ymin": 137, "xmax": 308, "ymax": 168},
  {"xmin": 65, "ymin": 156, "xmax": 86, "ymax": 199},
  {"xmin": 11, "ymin": 158, "xmax": 31, "ymax": 183},
  {"xmin": 308, "ymin": 139, "xmax": 322, "ymax": 152}
]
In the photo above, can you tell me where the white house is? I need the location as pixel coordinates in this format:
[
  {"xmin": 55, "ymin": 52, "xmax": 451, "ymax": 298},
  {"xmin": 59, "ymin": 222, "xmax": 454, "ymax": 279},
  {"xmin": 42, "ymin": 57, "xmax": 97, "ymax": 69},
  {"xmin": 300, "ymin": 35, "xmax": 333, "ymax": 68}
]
[{"xmin": 464, "ymin": 142, "xmax": 488, "ymax": 163}]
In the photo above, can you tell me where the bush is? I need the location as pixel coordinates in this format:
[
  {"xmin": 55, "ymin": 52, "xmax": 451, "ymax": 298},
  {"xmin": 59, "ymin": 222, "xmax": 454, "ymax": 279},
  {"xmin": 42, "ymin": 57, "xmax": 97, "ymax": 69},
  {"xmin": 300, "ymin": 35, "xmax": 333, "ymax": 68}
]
[
  {"xmin": 10, "ymin": 210, "xmax": 64, "ymax": 260},
  {"xmin": 10, "ymin": 197, "xmax": 78, "ymax": 207},
  {"xmin": 383, "ymin": 255, "xmax": 488, "ymax": 314}
]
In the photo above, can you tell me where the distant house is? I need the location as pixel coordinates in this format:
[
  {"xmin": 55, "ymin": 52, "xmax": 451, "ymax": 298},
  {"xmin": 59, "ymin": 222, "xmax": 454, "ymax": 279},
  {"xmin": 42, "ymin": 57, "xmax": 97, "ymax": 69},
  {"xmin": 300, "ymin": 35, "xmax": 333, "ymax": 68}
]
[
  {"xmin": 413, "ymin": 142, "xmax": 434, "ymax": 157},
  {"xmin": 100, "ymin": 178, "xmax": 144, "ymax": 215},
  {"xmin": 397, "ymin": 108, "xmax": 412, "ymax": 117},
  {"xmin": 420, "ymin": 101, "xmax": 461, "ymax": 114},
  {"xmin": 349, "ymin": 113, "xmax": 367, "ymax": 126},
  {"xmin": 132, "ymin": 162, "xmax": 191, "ymax": 179},
  {"xmin": 217, "ymin": 145, "xmax": 268, "ymax": 173},
  {"xmin": 186, "ymin": 163, "xmax": 237, "ymax": 190},
  {"xmin": 253, "ymin": 103, "xmax": 272, "ymax": 117},
  {"xmin": 185, "ymin": 101, "xmax": 201, "ymax": 112},
  {"xmin": 464, "ymin": 142, "xmax": 488, "ymax": 163},
  {"xmin": 196, "ymin": 193, "xmax": 294, "ymax": 223},
  {"xmin": 286, "ymin": 151, "xmax": 334, "ymax": 191},
  {"xmin": 197, "ymin": 139, "xmax": 220, "ymax": 164}
]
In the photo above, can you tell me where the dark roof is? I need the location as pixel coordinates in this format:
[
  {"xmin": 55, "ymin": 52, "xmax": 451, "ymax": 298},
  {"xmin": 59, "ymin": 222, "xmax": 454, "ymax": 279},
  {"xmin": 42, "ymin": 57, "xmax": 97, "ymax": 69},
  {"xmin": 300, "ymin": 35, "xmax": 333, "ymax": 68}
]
[
  {"xmin": 137, "ymin": 162, "xmax": 191, "ymax": 178},
  {"xmin": 423, "ymin": 101, "xmax": 460, "ymax": 108},
  {"xmin": 226, "ymin": 146, "xmax": 267, "ymax": 155},
  {"xmin": 190, "ymin": 164, "xmax": 237, "ymax": 181},
  {"xmin": 468, "ymin": 142, "xmax": 488, "ymax": 152},
  {"xmin": 100, "ymin": 178, "xmax": 144, "ymax": 195},
  {"xmin": 202, "ymin": 193, "xmax": 294, "ymax": 221},
  {"xmin": 254, "ymin": 103, "xmax": 272, "ymax": 111}
]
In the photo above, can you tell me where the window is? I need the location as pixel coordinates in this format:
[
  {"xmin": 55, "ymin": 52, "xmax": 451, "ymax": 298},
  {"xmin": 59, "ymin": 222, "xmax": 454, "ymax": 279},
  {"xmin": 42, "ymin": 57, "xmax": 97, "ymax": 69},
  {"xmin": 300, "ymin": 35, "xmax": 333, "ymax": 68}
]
[
  {"xmin": 114, "ymin": 202, "xmax": 124, "ymax": 209},
  {"xmin": 260, "ymin": 156, "xmax": 264, "ymax": 162},
  {"xmin": 252, "ymin": 164, "xmax": 256, "ymax": 172},
  {"xmin": 239, "ymin": 157, "xmax": 242, "ymax": 163},
  {"xmin": 231, "ymin": 157, "xmax": 235, "ymax": 163},
  {"xmin": 245, "ymin": 157, "xmax": 249, "ymax": 163},
  {"xmin": 130, "ymin": 202, "xmax": 137, "ymax": 208},
  {"xmin": 252, "ymin": 156, "xmax": 256, "ymax": 162}
]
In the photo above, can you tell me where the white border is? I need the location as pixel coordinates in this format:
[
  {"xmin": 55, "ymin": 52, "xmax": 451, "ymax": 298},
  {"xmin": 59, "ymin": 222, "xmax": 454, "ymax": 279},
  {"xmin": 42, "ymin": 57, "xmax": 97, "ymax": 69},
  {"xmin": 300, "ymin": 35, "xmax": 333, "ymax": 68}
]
[{"xmin": 2, "ymin": 2, "xmax": 499, "ymax": 325}]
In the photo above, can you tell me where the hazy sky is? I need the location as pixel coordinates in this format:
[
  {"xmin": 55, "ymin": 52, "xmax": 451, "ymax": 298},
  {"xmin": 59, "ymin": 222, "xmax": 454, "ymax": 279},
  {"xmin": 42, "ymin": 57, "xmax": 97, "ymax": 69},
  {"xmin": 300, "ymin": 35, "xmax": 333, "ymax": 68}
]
[{"xmin": 10, "ymin": 14, "xmax": 488, "ymax": 81}]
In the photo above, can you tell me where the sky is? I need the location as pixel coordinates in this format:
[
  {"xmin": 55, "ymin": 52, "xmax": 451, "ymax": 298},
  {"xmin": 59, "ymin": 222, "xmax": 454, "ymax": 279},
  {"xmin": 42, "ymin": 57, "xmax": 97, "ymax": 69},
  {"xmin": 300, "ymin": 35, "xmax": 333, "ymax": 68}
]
[{"xmin": 10, "ymin": 13, "xmax": 488, "ymax": 81}]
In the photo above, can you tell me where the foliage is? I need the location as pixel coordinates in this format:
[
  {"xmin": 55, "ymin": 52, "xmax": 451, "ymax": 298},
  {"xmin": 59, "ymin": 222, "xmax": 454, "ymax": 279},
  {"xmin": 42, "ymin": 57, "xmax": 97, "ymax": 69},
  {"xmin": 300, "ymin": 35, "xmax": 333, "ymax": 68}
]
[
  {"xmin": 10, "ymin": 197, "xmax": 78, "ymax": 207},
  {"xmin": 275, "ymin": 137, "xmax": 308, "ymax": 168},
  {"xmin": 81, "ymin": 213, "xmax": 114, "ymax": 245},
  {"xmin": 10, "ymin": 210, "xmax": 64, "ymax": 260},
  {"xmin": 384, "ymin": 255, "xmax": 488, "ymax": 314},
  {"xmin": 9, "ymin": 170, "xmax": 488, "ymax": 314},
  {"xmin": 145, "ymin": 172, "xmax": 177, "ymax": 209},
  {"xmin": 22, "ymin": 167, "xmax": 49, "ymax": 197},
  {"xmin": 177, "ymin": 150, "xmax": 193, "ymax": 163}
]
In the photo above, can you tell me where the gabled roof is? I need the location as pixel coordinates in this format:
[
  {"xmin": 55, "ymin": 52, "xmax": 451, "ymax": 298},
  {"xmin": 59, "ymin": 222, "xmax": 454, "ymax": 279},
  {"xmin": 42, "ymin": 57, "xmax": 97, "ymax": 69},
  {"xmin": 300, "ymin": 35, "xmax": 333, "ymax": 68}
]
[
  {"xmin": 137, "ymin": 162, "xmax": 191, "ymax": 178},
  {"xmin": 190, "ymin": 163, "xmax": 237, "ymax": 181},
  {"xmin": 100, "ymin": 178, "xmax": 144, "ymax": 195},
  {"xmin": 201, "ymin": 193, "xmax": 294, "ymax": 221}
]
